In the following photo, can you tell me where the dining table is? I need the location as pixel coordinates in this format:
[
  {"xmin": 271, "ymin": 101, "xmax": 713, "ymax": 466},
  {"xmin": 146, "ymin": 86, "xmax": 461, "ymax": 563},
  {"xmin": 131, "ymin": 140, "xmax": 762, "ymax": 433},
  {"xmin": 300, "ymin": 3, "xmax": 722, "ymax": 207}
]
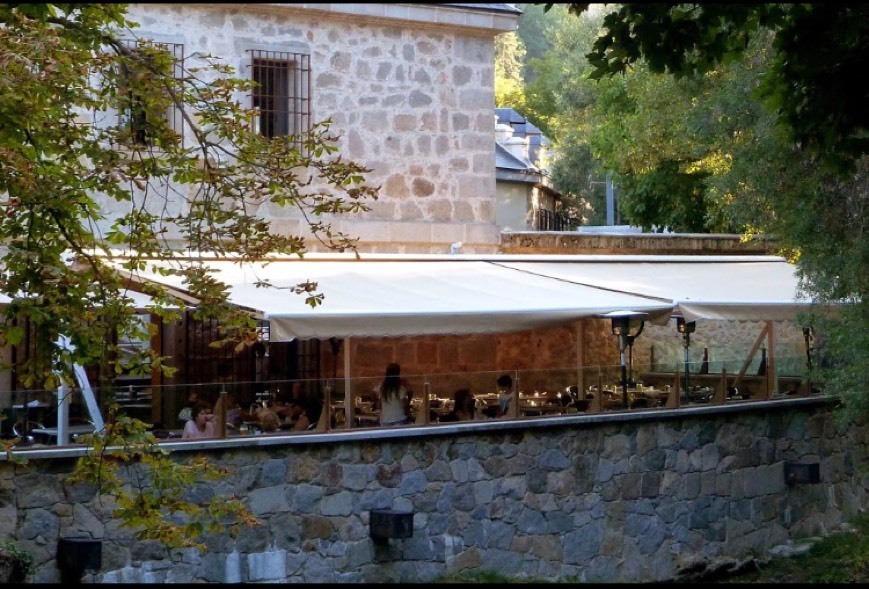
[{"xmin": 595, "ymin": 385, "xmax": 670, "ymax": 409}]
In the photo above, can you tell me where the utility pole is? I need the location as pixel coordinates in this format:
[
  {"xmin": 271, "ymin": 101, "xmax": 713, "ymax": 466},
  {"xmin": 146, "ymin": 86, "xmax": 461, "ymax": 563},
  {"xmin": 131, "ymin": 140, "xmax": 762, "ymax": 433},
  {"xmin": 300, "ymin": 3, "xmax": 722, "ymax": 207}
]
[{"xmin": 590, "ymin": 173, "xmax": 617, "ymax": 226}]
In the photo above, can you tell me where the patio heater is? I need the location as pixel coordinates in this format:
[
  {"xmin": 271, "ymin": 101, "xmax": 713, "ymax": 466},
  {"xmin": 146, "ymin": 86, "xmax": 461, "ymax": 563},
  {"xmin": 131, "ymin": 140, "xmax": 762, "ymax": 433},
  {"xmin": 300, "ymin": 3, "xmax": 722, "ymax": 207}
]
[
  {"xmin": 677, "ymin": 316, "xmax": 696, "ymax": 403},
  {"xmin": 626, "ymin": 321, "xmax": 644, "ymax": 387},
  {"xmin": 602, "ymin": 311, "xmax": 647, "ymax": 409}
]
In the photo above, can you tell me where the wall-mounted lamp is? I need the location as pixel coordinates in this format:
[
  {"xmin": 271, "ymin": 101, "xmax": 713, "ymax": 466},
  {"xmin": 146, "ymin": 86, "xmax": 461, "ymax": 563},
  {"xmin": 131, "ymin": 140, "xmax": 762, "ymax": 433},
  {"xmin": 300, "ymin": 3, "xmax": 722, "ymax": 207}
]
[
  {"xmin": 676, "ymin": 316, "xmax": 696, "ymax": 402},
  {"xmin": 601, "ymin": 311, "xmax": 647, "ymax": 409},
  {"xmin": 369, "ymin": 509, "xmax": 414, "ymax": 543}
]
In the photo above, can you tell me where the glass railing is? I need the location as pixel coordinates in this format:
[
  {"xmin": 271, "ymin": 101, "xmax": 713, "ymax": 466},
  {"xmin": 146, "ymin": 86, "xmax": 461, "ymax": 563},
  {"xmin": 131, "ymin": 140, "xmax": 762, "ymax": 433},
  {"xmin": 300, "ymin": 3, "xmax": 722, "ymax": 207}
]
[{"xmin": 0, "ymin": 355, "xmax": 821, "ymax": 447}]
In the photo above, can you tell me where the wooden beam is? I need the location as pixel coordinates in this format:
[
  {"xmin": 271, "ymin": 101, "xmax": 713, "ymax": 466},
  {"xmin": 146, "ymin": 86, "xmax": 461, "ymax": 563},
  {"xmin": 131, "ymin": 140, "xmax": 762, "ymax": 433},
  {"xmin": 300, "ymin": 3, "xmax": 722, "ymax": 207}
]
[
  {"xmin": 733, "ymin": 323, "xmax": 770, "ymax": 388},
  {"xmin": 576, "ymin": 321, "xmax": 585, "ymax": 396},
  {"xmin": 766, "ymin": 321, "xmax": 777, "ymax": 397}
]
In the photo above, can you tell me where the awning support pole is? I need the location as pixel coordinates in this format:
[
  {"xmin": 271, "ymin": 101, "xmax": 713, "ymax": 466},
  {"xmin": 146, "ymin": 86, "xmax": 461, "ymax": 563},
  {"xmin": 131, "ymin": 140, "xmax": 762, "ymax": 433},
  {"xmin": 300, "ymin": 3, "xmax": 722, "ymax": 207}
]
[
  {"xmin": 766, "ymin": 321, "xmax": 777, "ymax": 398},
  {"xmin": 343, "ymin": 337, "xmax": 352, "ymax": 430}
]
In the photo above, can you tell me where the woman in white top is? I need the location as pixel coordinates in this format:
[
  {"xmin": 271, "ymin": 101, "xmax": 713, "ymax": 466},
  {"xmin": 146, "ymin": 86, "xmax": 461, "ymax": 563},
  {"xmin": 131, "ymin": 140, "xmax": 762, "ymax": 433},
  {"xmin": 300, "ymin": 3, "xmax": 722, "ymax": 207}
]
[
  {"xmin": 375, "ymin": 362, "xmax": 412, "ymax": 426},
  {"xmin": 182, "ymin": 402, "xmax": 215, "ymax": 439}
]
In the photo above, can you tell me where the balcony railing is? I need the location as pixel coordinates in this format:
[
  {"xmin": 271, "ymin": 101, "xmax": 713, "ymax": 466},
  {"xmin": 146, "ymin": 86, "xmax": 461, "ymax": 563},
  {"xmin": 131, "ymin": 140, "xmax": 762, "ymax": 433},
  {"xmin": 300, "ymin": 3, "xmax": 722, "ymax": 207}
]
[
  {"xmin": 0, "ymin": 356, "xmax": 822, "ymax": 448},
  {"xmin": 533, "ymin": 208, "xmax": 570, "ymax": 231}
]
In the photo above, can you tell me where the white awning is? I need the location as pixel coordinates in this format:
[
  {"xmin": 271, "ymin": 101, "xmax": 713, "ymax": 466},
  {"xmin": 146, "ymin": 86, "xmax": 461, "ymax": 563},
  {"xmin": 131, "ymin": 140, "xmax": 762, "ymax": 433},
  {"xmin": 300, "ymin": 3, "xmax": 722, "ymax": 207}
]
[
  {"xmin": 105, "ymin": 253, "xmax": 835, "ymax": 340},
  {"xmin": 108, "ymin": 254, "xmax": 675, "ymax": 340},
  {"xmin": 0, "ymin": 290, "xmax": 157, "ymax": 310},
  {"xmin": 493, "ymin": 255, "xmax": 825, "ymax": 322}
]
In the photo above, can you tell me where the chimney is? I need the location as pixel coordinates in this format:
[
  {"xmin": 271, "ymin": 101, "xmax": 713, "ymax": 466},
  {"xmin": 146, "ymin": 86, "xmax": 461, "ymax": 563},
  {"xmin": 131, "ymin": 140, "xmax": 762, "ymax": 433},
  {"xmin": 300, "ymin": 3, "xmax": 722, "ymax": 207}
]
[
  {"xmin": 505, "ymin": 136, "xmax": 529, "ymax": 163},
  {"xmin": 495, "ymin": 121, "xmax": 514, "ymax": 144}
]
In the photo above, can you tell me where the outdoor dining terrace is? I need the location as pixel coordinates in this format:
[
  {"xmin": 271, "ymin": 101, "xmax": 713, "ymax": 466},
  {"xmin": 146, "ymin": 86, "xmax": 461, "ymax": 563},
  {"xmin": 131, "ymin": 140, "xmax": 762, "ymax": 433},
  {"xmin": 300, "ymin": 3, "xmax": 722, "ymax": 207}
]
[{"xmin": 0, "ymin": 354, "xmax": 821, "ymax": 449}]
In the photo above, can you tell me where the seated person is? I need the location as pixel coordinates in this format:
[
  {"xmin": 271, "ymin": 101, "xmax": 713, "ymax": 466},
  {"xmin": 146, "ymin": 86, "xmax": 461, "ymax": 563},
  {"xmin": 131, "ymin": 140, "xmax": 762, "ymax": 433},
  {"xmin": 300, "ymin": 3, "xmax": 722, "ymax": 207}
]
[
  {"xmin": 178, "ymin": 390, "xmax": 202, "ymax": 423},
  {"xmin": 439, "ymin": 388, "xmax": 476, "ymax": 423},
  {"xmin": 272, "ymin": 383, "xmax": 302, "ymax": 420},
  {"xmin": 182, "ymin": 402, "xmax": 215, "ymax": 439},
  {"xmin": 496, "ymin": 374, "xmax": 514, "ymax": 417},
  {"xmin": 291, "ymin": 394, "xmax": 323, "ymax": 431},
  {"xmin": 257, "ymin": 406, "xmax": 282, "ymax": 433}
]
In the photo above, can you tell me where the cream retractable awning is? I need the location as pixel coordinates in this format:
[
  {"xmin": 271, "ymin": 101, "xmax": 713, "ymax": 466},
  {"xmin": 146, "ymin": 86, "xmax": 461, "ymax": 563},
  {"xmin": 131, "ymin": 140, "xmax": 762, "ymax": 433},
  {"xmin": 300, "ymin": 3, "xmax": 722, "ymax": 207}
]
[
  {"xmin": 0, "ymin": 289, "xmax": 155, "ymax": 309},
  {"xmin": 110, "ymin": 255, "xmax": 675, "ymax": 340},
  {"xmin": 493, "ymin": 255, "xmax": 824, "ymax": 322}
]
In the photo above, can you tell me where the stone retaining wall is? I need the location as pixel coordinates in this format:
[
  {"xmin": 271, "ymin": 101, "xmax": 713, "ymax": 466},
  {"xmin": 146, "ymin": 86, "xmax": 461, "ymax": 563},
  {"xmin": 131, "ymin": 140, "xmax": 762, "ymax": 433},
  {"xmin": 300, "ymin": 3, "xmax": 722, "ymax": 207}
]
[
  {"xmin": 2, "ymin": 399, "xmax": 865, "ymax": 583},
  {"xmin": 500, "ymin": 232, "xmax": 776, "ymax": 255}
]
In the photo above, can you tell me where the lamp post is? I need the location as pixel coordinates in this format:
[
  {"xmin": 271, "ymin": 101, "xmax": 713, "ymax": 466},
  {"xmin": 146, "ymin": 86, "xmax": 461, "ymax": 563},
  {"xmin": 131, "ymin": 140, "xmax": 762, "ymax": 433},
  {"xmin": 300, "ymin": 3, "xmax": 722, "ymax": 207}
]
[
  {"xmin": 602, "ymin": 311, "xmax": 647, "ymax": 409},
  {"xmin": 676, "ymin": 316, "xmax": 696, "ymax": 403}
]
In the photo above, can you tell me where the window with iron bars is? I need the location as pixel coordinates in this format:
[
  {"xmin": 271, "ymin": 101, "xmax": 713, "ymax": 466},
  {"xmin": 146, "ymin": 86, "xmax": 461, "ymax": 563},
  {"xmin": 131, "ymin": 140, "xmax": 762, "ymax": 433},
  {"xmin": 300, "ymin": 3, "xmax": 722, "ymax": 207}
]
[
  {"xmin": 116, "ymin": 40, "xmax": 185, "ymax": 148},
  {"xmin": 248, "ymin": 50, "xmax": 311, "ymax": 146}
]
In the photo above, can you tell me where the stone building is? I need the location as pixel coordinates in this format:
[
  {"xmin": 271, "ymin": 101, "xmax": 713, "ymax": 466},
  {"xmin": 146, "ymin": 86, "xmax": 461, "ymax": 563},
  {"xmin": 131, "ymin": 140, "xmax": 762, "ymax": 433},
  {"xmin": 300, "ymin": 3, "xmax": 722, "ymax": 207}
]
[
  {"xmin": 0, "ymin": 3, "xmax": 810, "ymax": 431},
  {"xmin": 494, "ymin": 107, "xmax": 566, "ymax": 232},
  {"xmin": 118, "ymin": 2, "xmax": 523, "ymax": 255},
  {"xmin": 1, "ymin": 5, "xmax": 862, "ymax": 585}
]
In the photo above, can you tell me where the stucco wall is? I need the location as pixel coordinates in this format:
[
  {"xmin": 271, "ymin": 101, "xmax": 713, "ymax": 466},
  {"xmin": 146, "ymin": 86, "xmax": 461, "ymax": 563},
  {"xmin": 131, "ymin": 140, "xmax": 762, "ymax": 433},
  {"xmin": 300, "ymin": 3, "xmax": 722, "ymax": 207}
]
[
  {"xmin": 495, "ymin": 181, "xmax": 532, "ymax": 232},
  {"xmin": 3, "ymin": 399, "xmax": 865, "ymax": 583}
]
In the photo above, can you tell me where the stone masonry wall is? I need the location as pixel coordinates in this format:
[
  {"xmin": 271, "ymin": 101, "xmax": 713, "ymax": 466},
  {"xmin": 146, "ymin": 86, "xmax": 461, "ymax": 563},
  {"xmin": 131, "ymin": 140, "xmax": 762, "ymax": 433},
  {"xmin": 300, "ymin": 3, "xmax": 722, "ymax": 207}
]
[
  {"xmin": 116, "ymin": 3, "xmax": 511, "ymax": 254},
  {"xmin": 2, "ymin": 400, "xmax": 865, "ymax": 583},
  {"xmin": 500, "ymin": 232, "xmax": 776, "ymax": 255}
]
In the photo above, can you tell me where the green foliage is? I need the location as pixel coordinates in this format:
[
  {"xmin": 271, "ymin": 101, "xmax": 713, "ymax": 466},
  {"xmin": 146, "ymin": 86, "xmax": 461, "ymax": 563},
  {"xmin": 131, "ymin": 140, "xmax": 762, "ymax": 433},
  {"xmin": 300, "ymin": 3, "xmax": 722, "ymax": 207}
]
[
  {"xmin": 435, "ymin": 569, "xmax": 569, "ymax": 583},
  {"xmin": 571, "ymin": 3, "xmax": 868, "ymax": 173},
  {"xmin": 723, "ymin": 511, "xmax": 869, "ymax": 584},
  {"xmin": 531, "ymin": 3, "xmax": 866, "ymax": 421},
  {"xmin": 495, "ymin": 31, "xmax": 526, "ymax": 109},
  {"xmin": 68, "ymin": 407, "xmax": 259, "ymax": 550},
  {"xmin": 517, "ymin": 4, "xmax": 563, "ymax": 84},
  {"xmin": 0, "ymin": 539, "xmax": 35, "ymax": 583},
  {"xmin": 583, "ymin": 38, "xmax": 793, "ymax": 233},
  {"xmin": 0, "ymin": 4, "xmax": 380, "ymax": 392}
]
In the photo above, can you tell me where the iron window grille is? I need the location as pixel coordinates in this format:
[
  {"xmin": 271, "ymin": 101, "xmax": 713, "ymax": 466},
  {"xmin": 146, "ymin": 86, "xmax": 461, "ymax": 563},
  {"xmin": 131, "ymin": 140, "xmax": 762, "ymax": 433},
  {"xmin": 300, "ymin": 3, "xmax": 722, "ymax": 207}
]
[
  {"xmin": 116, "ymin": 40, "xmax": 185, "ymax": 148},
  {"xmin": 533, "ymin": 207, "xmax": 570, "ymax": 231},
  {"xmin": 248, "ymin": 49, "xmax": 311, "ymax": 148}
]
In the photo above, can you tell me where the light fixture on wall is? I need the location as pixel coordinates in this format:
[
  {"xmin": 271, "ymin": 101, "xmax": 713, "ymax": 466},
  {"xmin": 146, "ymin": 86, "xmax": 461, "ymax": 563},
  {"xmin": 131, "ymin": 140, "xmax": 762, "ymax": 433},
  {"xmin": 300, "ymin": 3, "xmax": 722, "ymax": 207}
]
[
  {"xmin": 676, "ymin": 316, "xmax": 696, "ymax": 403},
  {"xmin": 602, "ymin": 311, "xmax": 647, "ymax": 409}
]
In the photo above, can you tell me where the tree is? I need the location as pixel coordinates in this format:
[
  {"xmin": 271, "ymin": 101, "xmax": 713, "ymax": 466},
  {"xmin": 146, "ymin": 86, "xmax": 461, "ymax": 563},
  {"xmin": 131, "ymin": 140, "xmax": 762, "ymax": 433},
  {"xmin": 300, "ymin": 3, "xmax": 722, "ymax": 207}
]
[
  {"xmin": 586, "ymin": 34, "xmax": 795, "ymax": 233},
  {"xmin": 556, "ymin": 3, "xmax": 869, "ymax": 173},
  {"xmin": 0, "ymin": 3, "xmax": 379, "ymax": 391},
  {"xmin": 514, "ymin": 6, "xmax": 609, "ymax": 223},
  {"xmin": 547, "ymin": 3, "xmax": 867, "ymax": 421},
  {"xmin": 515, "ymin": 3, "xmax": 562, "ymax": 84},
  {"xmin": 494, "ymin": 30, "xmax": 526, "ymax": 109},
  {"xmin": 0, "ymin": 3, "xmax": 378, "ymax": 547}
]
